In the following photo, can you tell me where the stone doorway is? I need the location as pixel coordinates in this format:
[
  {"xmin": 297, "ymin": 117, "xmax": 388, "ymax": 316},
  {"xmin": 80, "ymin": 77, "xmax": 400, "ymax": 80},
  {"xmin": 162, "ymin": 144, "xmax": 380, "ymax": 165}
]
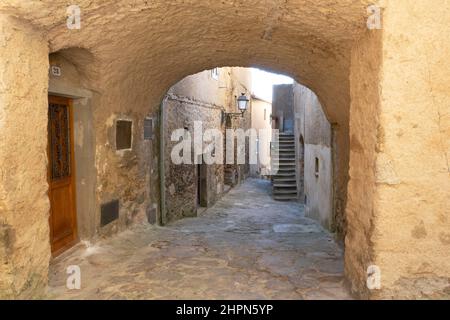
[{"xmin": 48, "ymin": 95, "xmax": 78, "ymax": 256}]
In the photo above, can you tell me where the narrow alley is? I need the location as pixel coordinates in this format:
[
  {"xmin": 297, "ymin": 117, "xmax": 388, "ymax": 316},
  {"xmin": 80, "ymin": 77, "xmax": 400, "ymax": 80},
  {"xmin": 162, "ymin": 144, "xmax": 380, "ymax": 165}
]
[{"xmin": 48, "ymin": 179, "xmax": 350, "ymax": 300}]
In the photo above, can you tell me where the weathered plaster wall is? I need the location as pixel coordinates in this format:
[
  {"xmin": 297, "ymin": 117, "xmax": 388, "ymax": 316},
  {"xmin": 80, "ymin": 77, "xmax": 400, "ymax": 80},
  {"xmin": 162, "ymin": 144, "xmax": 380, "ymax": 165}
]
[
  {"xmin": 4, "ymin": 0, "xmax": 448, "ymax": 300},
  {"xmin": 304, "ymin": 145, "xmax": 333, "ymax": 228},
  {"xmin": 96, "ymin": 102, "xmax": 160, "ymax": 235},
  {"xmin": 0, "ymin": 1, "xmax": 366, "ymax": 298},
  {"xmin": 168, "ymin": 68, "xmax": 232, "ymax": 107},
  {"xmin": 371, "ymin": 0, "xmax": 450, "ymax": 299},
  {"xmin": 224, "ymin": 68, "xmax": 253, "ymax": 187},
  {"xmin": 346, "ymin": 27, "xmax": 382, "ymax": 299},
  {"xmin": 48, "ymin": 48, "xmax": 161, "ymax": 239},
  {"xmin": 0, "ymin": 0, "xmax": 371, "ymax": 261},
  {"xmin": 346, "ymin": 0, "xmax": 450, "ymax": 299},
  {"xmin": 49, "ymin": 51, "xmax": 97, "ymax": 240},
  {"xmin": 0, "ymin": 15, "xmax": 50, "ymax": 298},
  {"xmin": 272, "ymin": 84, "xmax": 294, "ymax": 132},
  {"xmin": 250, "ymin": 97, "xmax": 272, "ymax": 177},
  {"xmin": 163, "ymin": 99, "xmax": 223, "ymax": 220},
  {"xmin": 163, "ymin": 68, "xmax": 252, "ymax": 222},
  {"xmin": 294, "ymin": 83, "xmax": 333, "ymax": 230}
]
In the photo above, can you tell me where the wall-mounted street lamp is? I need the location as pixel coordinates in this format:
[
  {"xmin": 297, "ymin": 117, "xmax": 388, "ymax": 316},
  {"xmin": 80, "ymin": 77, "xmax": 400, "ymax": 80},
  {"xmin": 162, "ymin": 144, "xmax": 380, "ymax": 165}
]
[{"xmin": 222, "ymin": 93, "xmax": 250, "ymax": 122}]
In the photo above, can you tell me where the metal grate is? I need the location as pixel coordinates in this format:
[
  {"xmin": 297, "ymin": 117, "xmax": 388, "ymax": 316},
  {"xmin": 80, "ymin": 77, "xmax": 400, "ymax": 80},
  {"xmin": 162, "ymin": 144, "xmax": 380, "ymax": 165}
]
[
  {"xmin": 49, "ymin": 103, "xmax": 71, "ymax": 180},
  {"xmin": 101, "ymin": 200, "xmax": 119, "ymax": 227}
]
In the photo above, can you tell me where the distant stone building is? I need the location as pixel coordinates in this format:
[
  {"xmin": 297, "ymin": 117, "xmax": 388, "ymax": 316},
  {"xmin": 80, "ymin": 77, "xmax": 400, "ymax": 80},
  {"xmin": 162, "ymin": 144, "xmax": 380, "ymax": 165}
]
[
  {"xmin": 271, "ymin": 84, "xmax": 298, "ymax": 200},
  {"xmin": 272, "ymin": 84, "xmax": 294, "ymax": 134},
  {"xmin": 293, "ymin": 83, "xmax": 334, "ymax": 231},
  {"xmin": 250, "ymin": 95, "xmax": 272, "ymax": 177},
  {"xmin": 272, "ymin": 83, "xmax": 334, "ymax": 231},
  {"xmin": 162, "ymin": 68, "xmax": 252, "ymax": 223}
]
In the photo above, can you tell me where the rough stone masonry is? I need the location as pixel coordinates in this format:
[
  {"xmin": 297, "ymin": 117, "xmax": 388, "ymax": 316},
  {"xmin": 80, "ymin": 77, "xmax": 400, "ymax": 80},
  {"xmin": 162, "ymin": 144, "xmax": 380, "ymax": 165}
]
[{"xmin": 0, "ymin": 0, "xmax": 449, "ymax": 299}]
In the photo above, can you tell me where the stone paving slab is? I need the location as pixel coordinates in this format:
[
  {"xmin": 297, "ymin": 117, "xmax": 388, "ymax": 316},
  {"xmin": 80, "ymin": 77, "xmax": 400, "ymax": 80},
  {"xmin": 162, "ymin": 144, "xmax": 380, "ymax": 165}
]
[{"xmin": 48, "ymin": 179, "xmax": 352, "ymax": 300}]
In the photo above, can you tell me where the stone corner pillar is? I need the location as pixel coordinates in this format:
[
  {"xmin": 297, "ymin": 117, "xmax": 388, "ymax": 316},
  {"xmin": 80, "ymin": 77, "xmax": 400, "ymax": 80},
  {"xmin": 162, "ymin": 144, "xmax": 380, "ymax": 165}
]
[
  {"xmin": 0, "ymin": 15, "xmax": 51, "ymax": 299},
  {"xmin": 371, "ymin": 0, "xmax": 450, "ymax": 299},
  {"xmin": 346, "ymin": 0, "xmax": 450, "ymax": 299}
]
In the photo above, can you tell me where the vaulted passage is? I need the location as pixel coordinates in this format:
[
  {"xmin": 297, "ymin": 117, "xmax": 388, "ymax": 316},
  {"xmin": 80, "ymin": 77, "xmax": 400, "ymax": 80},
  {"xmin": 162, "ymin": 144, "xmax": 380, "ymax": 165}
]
[
  {"xmin": 0, "ymin": 0, "xmax": 449, "ymax": 300},
  {"xmin": 48, "ymin": 179, "xmax": 350, "ymax": 299}
]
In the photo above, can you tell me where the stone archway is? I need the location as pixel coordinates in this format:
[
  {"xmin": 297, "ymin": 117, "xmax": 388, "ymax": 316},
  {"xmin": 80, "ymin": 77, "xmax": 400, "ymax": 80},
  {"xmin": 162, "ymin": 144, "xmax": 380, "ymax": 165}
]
[{"xmin": 0, "ymin": 0, "xmax": 449, "ymax": 299}]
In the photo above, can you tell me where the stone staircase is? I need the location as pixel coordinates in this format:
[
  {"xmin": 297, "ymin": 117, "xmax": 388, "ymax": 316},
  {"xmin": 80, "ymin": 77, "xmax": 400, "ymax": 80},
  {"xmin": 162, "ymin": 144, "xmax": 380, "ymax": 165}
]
[{"xmin": 272, "ymin": 133, "xmax": 298, "ymax": 201}]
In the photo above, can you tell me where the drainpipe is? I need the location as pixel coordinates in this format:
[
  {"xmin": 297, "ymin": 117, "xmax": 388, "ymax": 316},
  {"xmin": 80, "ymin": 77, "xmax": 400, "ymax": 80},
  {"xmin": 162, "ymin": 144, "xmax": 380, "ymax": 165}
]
[{"xmin": 159, "ymin": 98, "xmax": 167, "ymax": 226}]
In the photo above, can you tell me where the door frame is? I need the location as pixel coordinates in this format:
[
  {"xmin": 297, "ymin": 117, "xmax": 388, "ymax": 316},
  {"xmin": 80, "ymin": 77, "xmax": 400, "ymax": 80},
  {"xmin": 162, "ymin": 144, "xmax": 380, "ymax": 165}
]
[{"xmin": 48, "ymin": 95, "xmax": 79, "ymax": 256}]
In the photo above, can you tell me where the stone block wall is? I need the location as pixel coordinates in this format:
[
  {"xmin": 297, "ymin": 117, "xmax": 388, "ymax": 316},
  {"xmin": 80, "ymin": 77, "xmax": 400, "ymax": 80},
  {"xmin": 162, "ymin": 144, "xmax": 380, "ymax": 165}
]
[{"xmin": 162, "ymin": 68, "xmax": 252, "ymax": 222}]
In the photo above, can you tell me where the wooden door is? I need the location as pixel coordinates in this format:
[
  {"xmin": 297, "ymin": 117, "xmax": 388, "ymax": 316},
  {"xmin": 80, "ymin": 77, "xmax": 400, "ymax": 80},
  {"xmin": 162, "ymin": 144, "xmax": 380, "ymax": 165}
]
[
  {"xmin": 197, "ymin": 159, "xmax": 208, "ymax": 208},
  {"xmin": 48, "ymin": 96, "xmax": 78, "ymax": 255}
]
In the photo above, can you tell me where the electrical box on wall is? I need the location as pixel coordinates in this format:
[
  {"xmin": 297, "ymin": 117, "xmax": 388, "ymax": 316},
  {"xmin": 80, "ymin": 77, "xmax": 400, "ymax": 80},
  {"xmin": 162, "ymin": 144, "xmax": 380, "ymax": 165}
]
[{"xmin": 144, "ymin": 117, "xmax": 154, "ymax": 140}]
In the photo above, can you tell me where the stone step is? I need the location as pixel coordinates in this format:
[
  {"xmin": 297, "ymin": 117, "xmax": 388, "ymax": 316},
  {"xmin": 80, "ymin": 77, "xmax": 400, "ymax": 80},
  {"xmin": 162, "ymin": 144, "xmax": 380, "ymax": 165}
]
[
  {"xmin": 272, "ymin": 156, "xmax": 297, "ymax": 161},
  {"xmin": 277, "ymin": 138, "xmax": 295, "ymax": 141},
  {"xmin": 275, "ymin": 142, "xmax": 295, "ymax": 146},
  {"xmin": 273, "ymin": 189, "xmax": 298, "ymax": 195},
  {"xmin": 273, "ymin": 170, "xmax": 296, "ymax": 174},
  {"xmin": 275, "ymin": 166, "xmax": 296, "ymax": 170},
  {"xmin": 276, "ymin": 140, "xmax": 295, "ymax": 143},
  {"xmin": 274, "ymin": 163, "xmax": 296, "ymax": 167},
  {"xmin": 273, "ymin": 173, "xmax": 296, "ymax": 178},
  {"xmin": 271, "ymin": 147, "xmax": 298, "ymax": 201},
  {"xmin": 273, "ymin": 167, "xmax": 296, "ymax": 171},
  {"xmin": 273, "ymin": 162, "xmax": 295, "ymax": 166},
  {"xmin": 273, "ymin": 177, "xmax": 297, "ymax": 182},
  {"xmin": 273, "ymin": 172, "xmax": 296, "ymax": 176},
  {"xmin": 273, "ymin": 182, "xmax": 297, "ymax": 188},
  {"xmin": 274, "ymin": 154, "xmax": 295, "ymax": 158},
  {"xmin": 275, "ymin": 153, "xmax": 296, "ymax": 157},
  {"xmin": 277, "ymin": 134, "xmax": 295, "ymax": 138},
  {"xmin": 272, "ymin": 158, "xmax": 296, "ymax": 162},
  {"xmin": 272, "ymin": 172, "xmax": 296, "ymax": 176},
  {"xmin": 273, "ymin": 185, "xmax": 297, "ymax": 190},
  {"xmin": 273, "ymin": 195, "xmax": 298, "ymax": 201}
]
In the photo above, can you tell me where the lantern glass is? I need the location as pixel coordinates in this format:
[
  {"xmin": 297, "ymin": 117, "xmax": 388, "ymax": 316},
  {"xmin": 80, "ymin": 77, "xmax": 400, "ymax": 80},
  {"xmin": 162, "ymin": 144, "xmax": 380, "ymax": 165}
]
[{"xmin": 237, "ymin": 94, "xmax": 249, "ymax": 111}]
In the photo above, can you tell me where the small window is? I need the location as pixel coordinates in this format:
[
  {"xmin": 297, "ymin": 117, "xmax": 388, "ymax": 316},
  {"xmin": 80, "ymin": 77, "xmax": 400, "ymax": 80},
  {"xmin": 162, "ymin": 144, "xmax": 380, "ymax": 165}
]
[
  {"xmin": 116, "ymin": 120, "xmax": 133, "ymax": 150},
  {"xmin": 264, "ymin": 109, "xmax": 267, "ymax": 121},
  {"xmin": 144, "ymin": 117, "xmax": 153, "ymax": 140},
  {"xmin": 211, "ymin": 68, "xmax": 219, "ymax": 80},
  {"xmin": 315, "ymin": 157, "xmax": 319, "ymax": 178}
]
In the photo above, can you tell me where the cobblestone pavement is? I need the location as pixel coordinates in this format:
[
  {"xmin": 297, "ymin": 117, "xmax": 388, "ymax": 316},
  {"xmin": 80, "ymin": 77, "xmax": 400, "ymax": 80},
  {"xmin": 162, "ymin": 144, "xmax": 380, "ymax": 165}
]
[{"xmin": 48, "ymin": 179, "xmax": 352, "ymax": 299}]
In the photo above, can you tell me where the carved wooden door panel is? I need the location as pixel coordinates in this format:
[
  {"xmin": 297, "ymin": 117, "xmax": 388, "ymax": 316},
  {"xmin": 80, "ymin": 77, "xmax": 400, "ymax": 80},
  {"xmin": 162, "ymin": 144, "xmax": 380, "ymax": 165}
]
[{"xmin": 48, "ymin": 96, "xmax": 78, "ymax": 255}]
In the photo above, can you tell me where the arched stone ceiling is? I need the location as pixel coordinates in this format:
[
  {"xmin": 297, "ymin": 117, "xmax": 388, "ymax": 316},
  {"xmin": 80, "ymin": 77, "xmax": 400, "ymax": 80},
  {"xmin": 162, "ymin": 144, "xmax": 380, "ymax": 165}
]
[{"xmin": 0, "ymin": 0, "xmax": 374, "ymax": 124}]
